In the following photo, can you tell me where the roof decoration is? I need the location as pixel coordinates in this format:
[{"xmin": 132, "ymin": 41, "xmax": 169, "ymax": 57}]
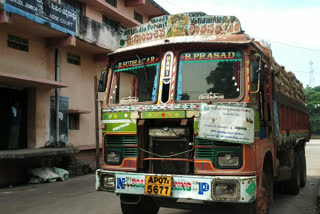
[{"xmin": 120, "ymin": 12, "xmax": 242, "ymax": 47}]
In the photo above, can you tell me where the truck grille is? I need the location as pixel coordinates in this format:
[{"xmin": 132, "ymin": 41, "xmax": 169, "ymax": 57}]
[
  {"xmin": 104, "ymin": 135, "xmax": 138, "ymax": 165},
  {"xmin": 148, "ymin": 127, "xmax": 191, "ymax": 175},
  {"xmin": 195, "ymin": 148, "xmax": 214, "ymax": 159}
]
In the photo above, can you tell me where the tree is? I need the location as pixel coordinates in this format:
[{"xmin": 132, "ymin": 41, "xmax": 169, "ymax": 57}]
[
  {"xmin": 305, "ymin": 86, "xmax": 320, "ymax": 135},
  {"xmin": 206, "ymin": 61, "xmax": 240, "ymax": 99}
]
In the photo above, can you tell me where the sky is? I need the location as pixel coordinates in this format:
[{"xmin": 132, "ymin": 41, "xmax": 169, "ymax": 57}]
[{"xmin": 154, "ymin": 0, "xmax": 320, "ymax": 87}]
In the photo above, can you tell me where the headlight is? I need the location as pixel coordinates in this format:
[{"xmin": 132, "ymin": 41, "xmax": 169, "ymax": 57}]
[
  {"xmin": 212, "ymin": 180, "xmax": 240, "ymax": 201},
  {"xmin": 101, "ymin": 174, "xmax": 115, "ymax": 191},
  {"xmin": 106, "ymin": 150, "xmax": 122, "ymax": 165},
  {"xmin": 217, "ymin": 153, "xmax": 240, "ymax": 168}
]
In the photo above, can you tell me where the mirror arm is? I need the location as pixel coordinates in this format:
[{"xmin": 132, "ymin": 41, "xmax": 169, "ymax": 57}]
[{"xmin": 250, "ymin": 73, "xmax": 260, "ymax": 94}]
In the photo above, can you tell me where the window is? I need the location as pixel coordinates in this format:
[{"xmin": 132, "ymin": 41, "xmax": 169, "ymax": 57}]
[
  {"xmin": 176, "ymin": 51, "xmax": 242, "ymax": 101},
  {"xmin": 8, "ymin": 35, "xmax": 28, "ymax": 52},
  {"xmin": 61, "ymin": 0, "xmax": 83, "ymax": 15},
  {"xmin": 134, "ymin": 11, "xmax": 143, "ymax": 23},
  {"xmin": 105, "ymin": 0, "xmax": 117, "ymax": 7},
  {"xmin": 69, "ymin": 114, "xmax": 80, "ymax": 130},
  {"xmin": 102, "ymin": 16, "xmax": 119, "ymax": 32},
  {"xmin": 67, "ymin": 53, "xmax": 81, "ymax": 66},
  {"xmin": 109, "ymin": 55, "xmax": 160, "ymax": 104},
  {"xmin": 120, "ymin": 25, "xmax": 127, "ymax": 34}
]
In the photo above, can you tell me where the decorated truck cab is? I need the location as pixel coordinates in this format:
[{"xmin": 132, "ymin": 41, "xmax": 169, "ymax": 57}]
[{"xmin": 96, "ymin": 12, "xmax": 310, "ymax": 214}]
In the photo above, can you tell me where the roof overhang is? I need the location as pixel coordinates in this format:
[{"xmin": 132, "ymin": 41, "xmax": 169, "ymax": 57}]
[
  {"xmin": 0, "ymin": 72, "xmax": 69, "ymax": 89},
  {"xmin": 110, "ymin": 34, "xmax": 254, "ymax": 55}
]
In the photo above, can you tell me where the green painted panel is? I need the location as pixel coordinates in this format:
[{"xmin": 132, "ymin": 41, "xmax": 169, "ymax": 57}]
[
  {"xmin": 194, "ymin": 121, "xmax": 199, "ymax": 132},
  {"xmin": 195, "ymin": 137, "xmax": 242, "ymax": 169},
  {"xmin": 246, "ymin": 180, "xmax": 256, "ymax": 195},
  {"xmin": 104, "ymin": 135, "xmax": 138, "ymax": 165},
  {"xmin": 141, "ymin": 111, "xmax": 185, "ymax": 119},
  {"xmin": 103, "ymin": 112, "xmax": 131, "ymax": 120},
  {"xmin": 106, "ymin": 123, "xmax": 137, "ymax": 133}
]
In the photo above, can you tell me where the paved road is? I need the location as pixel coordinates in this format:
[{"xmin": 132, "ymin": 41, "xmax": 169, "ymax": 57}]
[{"xmin": 1, "ymin": 140, "xmax": 320, "ymax": 214}]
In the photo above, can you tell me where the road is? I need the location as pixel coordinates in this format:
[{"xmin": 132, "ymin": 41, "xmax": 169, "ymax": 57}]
[{"xmin": 1, "ymin": 140, "xmax": 320, "ymax": 214}]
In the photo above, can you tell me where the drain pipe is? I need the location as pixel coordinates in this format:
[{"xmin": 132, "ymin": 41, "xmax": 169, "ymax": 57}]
[{"xmin": 55, "ymin": 48, "xmax": 60, "ymax": 146}]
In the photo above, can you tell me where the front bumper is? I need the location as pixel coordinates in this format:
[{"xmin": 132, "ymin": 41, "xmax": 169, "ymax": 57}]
[{"xmin": 96, "ymin": 170, "xmax": 256, "ymax": 203}]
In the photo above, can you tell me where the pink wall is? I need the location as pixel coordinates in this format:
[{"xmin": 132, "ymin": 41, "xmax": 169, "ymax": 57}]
[{"xmin": 84, "ymin": 5, "xmax": 102, "ymax": 23}]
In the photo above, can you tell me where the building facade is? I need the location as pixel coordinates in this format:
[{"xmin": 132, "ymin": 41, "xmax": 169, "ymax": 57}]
[{"xmin": 0, "ymin": 0, "xmax": 168, "ymax": 185}]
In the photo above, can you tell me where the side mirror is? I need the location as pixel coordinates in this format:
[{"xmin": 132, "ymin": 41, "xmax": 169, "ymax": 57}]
[{"xmin": 98, "ymin": 70, "xmax": 108, "ymax": 92}]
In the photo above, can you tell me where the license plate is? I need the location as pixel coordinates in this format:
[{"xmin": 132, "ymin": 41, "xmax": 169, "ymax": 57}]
[{"xmin": 144, "ymin": 176, "xmax": 172, "ymax": 197}]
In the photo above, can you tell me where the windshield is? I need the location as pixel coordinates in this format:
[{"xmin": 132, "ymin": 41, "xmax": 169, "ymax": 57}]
[
  {"xmin": 176, "ymin": 51, "xmax": 242, "ymax": 101},
  {"xmin": 109, "ymin": 55, "xmax": 160, "ymax": 104}
]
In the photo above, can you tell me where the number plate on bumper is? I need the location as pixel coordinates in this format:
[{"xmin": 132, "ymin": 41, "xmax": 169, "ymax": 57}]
[{"xmin": 144, "ymin": 176, "xmax": 172, "ymax": 197}]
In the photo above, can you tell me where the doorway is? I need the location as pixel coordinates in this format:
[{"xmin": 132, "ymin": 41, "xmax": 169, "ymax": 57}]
[{"xmin": 0, "ymin": 88, "xmax": 27, "ymax": 150}]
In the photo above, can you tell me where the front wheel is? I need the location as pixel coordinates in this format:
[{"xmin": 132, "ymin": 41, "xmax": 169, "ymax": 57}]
[
  {"xmin": 242, "ymin": 201, "xmax": 257, "ymax": 214},
  {"xmin": 120, "ymin": 195, "xmax": 159, "ymax": 214},
  {"xmin": 257, "ymin": 163, "xmax": 273, "ymax": 214}
]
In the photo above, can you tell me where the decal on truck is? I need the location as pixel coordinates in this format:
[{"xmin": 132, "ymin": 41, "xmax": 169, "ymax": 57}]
[{"xmin": 198, "ymin": 182, "xmax": 210, "ymax": 195}]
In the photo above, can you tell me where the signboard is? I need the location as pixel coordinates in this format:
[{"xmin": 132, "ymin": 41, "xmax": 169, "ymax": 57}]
[
  {"xmin": 198, "ymin": 103, "xmax": 254, "ymax": 144},
  {"xmin": 180, "ymin": 51, "xmax": 241, "ymax": 61},
  {"xmin": 120, "ymin": 12, "xmax": 242, "ymax": 47},
  {"xmin": 49, "ymin": 96, "xmax": 69, "ymax": 143},
  {"xmin": 4, "ymin": 0, "xmax": 77, "ymax": 35},
  {"xmin": 114, "ymin": 55, "xmax": 160, "ymax": 71}
]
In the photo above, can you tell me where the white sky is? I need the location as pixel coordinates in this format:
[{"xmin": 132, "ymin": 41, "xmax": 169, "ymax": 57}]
[{"xmin": 154, "ymin": 0, "xmax": 320, "ymax": 87}]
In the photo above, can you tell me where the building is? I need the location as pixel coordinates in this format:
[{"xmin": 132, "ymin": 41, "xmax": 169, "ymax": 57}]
[{"xmin": 0, "ymin": 0, "xmax": 168, "ymax": 185}]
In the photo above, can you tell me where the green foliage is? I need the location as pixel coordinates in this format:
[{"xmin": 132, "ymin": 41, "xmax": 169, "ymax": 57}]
[{"xmin": 305, "ymin": 86, "xmax": 320, "ymax": 135}]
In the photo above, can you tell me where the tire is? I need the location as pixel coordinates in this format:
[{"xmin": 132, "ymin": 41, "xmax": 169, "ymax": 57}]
[
  {"xmin": 120, "ymin": 195, "xmax": 159, "ymax": 214},
  {"xmin": 299, "ymin": 150, "xmax": 307, "ymax": 187},
  {"xmin": 262, "ymin": 167, "xmax": 273, "ymax": 214},
  {"xmin": 257, "ymin": 164, "xmax": 273, "ymax": 214},
  {"xmin": 244, "ymin": 201, "xmax": 257, "ymax": 214},
  {"xmin": 286, "ymin": 152, "xmax": 301, "ymax": 194}
]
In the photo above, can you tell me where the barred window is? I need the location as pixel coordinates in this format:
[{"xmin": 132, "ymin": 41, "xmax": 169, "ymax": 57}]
[
  {"xmin": 134, "ymin": 11, "xmax": 143, "ymax": 23},
  {"xmin": 67, "ymin": 53, "xmax": 81, "ymax": 66},
  {"xmin": 69, "ymin": 114, "xmax": 80, "ymax": 130},
  {"xmin": 102, "ymin": 16, "xmax": 119, "ymax": 32},
  {"xmin": 105, "ymin": 0, "xmax": 117, "ymax": 7},
  {"xmin": 8, "ymin": 35, "xmax": 28, "ymax": 52}
]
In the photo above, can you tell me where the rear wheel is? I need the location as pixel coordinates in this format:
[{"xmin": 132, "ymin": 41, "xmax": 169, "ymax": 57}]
[
  {"xmin": 299, "ymin": 149, "xmax": 307, "ymax": 187},
  {"xmin": 286, "ymin": 152, "xmax": 301, "ymax": 194},
  {"xmin": 120, "ymin": 195, "xmax": 159, "ymax": 214}
]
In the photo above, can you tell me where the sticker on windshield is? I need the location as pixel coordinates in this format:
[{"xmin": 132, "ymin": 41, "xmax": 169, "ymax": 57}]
[{"xmin": 198, "ymin": 103, "xmax": 255, "ymax": 144}]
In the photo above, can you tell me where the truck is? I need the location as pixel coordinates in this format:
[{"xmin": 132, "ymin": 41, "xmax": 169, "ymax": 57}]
[{"xmin": 96, "ymin": 12, "xmax": 310, "ymax": 214}]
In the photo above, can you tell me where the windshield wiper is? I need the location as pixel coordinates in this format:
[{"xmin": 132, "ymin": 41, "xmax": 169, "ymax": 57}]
[{"xmin": 136, "ymin": 54, "xmax": 149, "ymax": 85}]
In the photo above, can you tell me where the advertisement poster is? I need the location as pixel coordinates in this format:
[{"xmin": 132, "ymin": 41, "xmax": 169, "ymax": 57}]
[
  {"xmin": 198, "ymin": 103, "xmax": 254, "ymax": 144},
  {"xmin": 120, "ymin": 13, "xmax": 242, "ymax": 47}
]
